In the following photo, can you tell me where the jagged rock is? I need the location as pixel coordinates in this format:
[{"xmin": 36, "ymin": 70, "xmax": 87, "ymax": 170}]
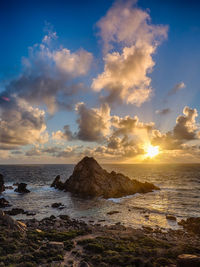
[
  {"xmin": 178, "ymin": 217, "xmax": 200, "ymax": 235},
  {"xmin": 0, "ymin": 197, "xmax": 11, "ymax": 208},
  {"xmin": 51, "ymin": 175, "xmax": 65, "ymax": 190},
  {"xmin": 14, "ymin": 183, "xmax": 30, "ymax": 193},
  {"xmin": 51, "ymin": 156, "xmax": 160, "ymax": 198},
  {"xmin": 0, "ymin": 210, "xmax": 26, "ymax": 232},
  {"xmin": 0, "ymin": 173, "xmax": 5, "ymax": 193},
  {"xmin": 177, "ymin": 254, "xmax": 200, "ymax": 267}
]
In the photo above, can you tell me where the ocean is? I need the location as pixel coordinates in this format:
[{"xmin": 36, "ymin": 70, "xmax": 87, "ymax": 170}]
[{"xmin": 0, "ymin": 163, "xmax": 200, "ymax": 230}]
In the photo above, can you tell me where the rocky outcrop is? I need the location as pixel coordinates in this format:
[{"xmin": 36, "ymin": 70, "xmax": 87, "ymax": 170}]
[
  {"xmin": 0, "ymin": 197, "xmax": 11, "ymax": 208},
  {"xmin": 177, "ymin": 254, "xmax": 200, "ymax": 267},
  {"xmin": 51, "ymin": 175, "xmax": 65, "ymax": 190},
  {"xmin": 14, "ymin": 183, "xmax": 30, "ymax": 193},
  {"xmin": 51, "ymin": 156, "xmax": 159, "ymax": 198},
  {"xmin": 0, "ymin": 210, "xmax": 26, "ymax": 232},
  {"xmin": 0, "ymin": 173, "xmax": 5, "ymax": 193}
]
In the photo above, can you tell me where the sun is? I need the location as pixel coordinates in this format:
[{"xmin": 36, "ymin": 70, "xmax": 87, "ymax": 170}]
[{"xmin": 146, "ymin": 145, "xmax": 159, "ymax": 158}]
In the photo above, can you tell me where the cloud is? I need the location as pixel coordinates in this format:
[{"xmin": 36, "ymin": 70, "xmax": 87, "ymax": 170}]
[
  {"xmin": 155, "ymin": 108, "xmax": 171, "ymax": 115},
  {"xmin": 1, "ymin": 31, "xmax": 93, "ymax": 114},
  {"xmin": 92, "ymin": 0, "xmax": 168, "ymax": 106},
  {"xmin": 168, "ymin": 82, "xmax": 185, "ymax": 96},
  {"xmin": 75, "ymin": 102, "xmax": 111, "ymax": 142},
  {"xmin": 173, "ymin": 106, "xmax": 199, "ymax": 141},
  {"xmin": 0, "ymin": 96, "xmax": 48, "ymax": 147},
  {"xmin": 152, "ymin": 106, "xmax": 200, "ymax": 150}
]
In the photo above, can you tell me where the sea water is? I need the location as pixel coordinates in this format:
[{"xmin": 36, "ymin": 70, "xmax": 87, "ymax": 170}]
[{"xmin": 0, "ymin": 164, "xmax": 200, "ymax": 230}]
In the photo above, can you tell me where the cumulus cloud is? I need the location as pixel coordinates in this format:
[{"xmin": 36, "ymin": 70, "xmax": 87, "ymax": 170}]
[
  {"xmin": 155, "ymin": 108, "xmax": 171, "ymax": 115},
  {"xmin": 75, "ymin": 102, "xmax": 111, "ymax": 142},
  {"xmin": 152, "ymin": 106, "xmax": 200, "ymax": 150},
  {"xmin": 0, "ymin": 96, "xmax": 48, "ymax": 147},
  {"xmin": 92, "ymin": 0, "xmax": 168, "ymax": 106},
  {"xmin": 168, "ymin": 82, "xmax": 185, "ymax": 96},
  {"xmin": 1, "ymin": 31, "xmax": 93, "ymax": 114}
]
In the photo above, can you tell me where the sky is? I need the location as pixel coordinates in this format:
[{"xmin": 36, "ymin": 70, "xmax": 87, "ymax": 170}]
[{"xmin": 0, "ymin": 0, "xmax": 200, "ymax": 164}]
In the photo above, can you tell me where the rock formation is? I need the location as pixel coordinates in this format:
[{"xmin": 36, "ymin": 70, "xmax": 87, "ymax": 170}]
[
  {"xmin": 14, "ymin": 183, "xmax": 30, "ymax": 193},
  {"xmin": 0, "ymin": 173, "xmax": 5, "ymax": 193},
  {"xmin": 0, "ymin": 210, "xmax": 26, "ymax": 232},
  {"xmin": 0, "ymin": 197, "xmax": 11, "ymax": 208},
  {"xmin": 51, "ymin": 156, "xmax": 159, "ymax": 198}
]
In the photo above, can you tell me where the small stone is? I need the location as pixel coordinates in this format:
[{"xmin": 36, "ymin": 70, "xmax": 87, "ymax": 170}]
[
  {"xmin": 166, "ymin": 215, "xmax": 176, "ymax": 221},
  {"xmin": 107, "ymin": 210, "xmax": 120, "ymax": 215},
  {"xmin": 177, "ymin": 254, "xmax": 200, "ymax": 267}
]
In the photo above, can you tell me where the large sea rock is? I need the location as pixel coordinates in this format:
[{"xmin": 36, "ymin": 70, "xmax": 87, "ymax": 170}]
[
  {"xmin": 0, "ymin": 173, "xmax": 5, "ymax": 193},
  {"xmin": 51, "ymin": 156, "xmax": 159, "ymax": 198}
]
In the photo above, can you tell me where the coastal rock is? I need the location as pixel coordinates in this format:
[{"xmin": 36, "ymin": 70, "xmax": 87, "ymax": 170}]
[
  {"xmin": 51, "ymin": 156, "xmax": 160, "ymax": 198},
  {"xmin": 0, "ymin": 197, "xmax": 11, "ymax": 208},
  {"xmin": 51, "ymin": 202, "xmax": 65, "ymax": 209},
  {"xmin": 0, "ymin": 173, "xmax": 5, "ymax": 193},
  {"xmin": 0, "ymin": 210, "xmax": 26, "ymax": 232},
  {"xmin": 14, "ymin": 183, "xmax": 30, "ymax": 193},
  {"xmin": 178, "ymin": 217, "xmax": 200, "ymax": 235},
  {"xmin": 177, "ymin": 254, "xmax": 200, "ymax": 267},
  {"xmin": 51, "ymin": 175, "xmax": 65, "ymax": 190},
  {"xmin": 5, "ymin": 208, "xmax": 25, "ymax": 216}
]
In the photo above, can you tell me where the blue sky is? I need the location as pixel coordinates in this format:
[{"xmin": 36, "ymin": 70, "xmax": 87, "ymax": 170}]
[{"xmin": 0, "ymin": 0, "xmax": 200, "ymax": 163}]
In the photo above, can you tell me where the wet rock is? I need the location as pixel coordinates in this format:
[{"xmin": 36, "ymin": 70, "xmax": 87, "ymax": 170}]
[
  {"xmin": 107, "ymin": 210, "xmax": 120, "ymax": 215},
  {"xmin": 177, "ymin": 254, "xmax": 200, "ymax": 267},
  {"xmin": 5, "ymin": 208, "xmax": 25, "ymax": 216},
  {"xmin": 51, "ymin": 156, "xmax": 160, "ymax": 198},
  {"xmin": 0, "ymin": 173, "xmax": 5, "ymax": 193},
  {"xmin": 5, "ymin": 185, "xmax": 14, "ymax": 190},
  {"xmin": 13, "ymin": 183, "xmax": 19, "ymax": 186},
  {"xmin": 166, "ymin": 215, "xmax": 176, "ymax": 221},
  {"xmin": 51, "ymin": 202, "xmax": 65, "ymax": 209},
  {"xmin": 50, "ymin": 175, "xmax": 65, "ymax": 190},
  {"xmin": 59, "ymin": 214, "xmax": 70, "ymax": 220},
  {"xmin": 14, "ymin": 183, "xmax": 30, "ymax": 193},
  {"xmin": 0, "ymin": 197, "xmax": 11, "ymax": 208}
]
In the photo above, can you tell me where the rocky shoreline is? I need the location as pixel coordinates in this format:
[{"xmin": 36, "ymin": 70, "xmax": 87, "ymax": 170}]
[{"xmin": 0, "ymin": 210, "xmax": 200, "ymax": 267}]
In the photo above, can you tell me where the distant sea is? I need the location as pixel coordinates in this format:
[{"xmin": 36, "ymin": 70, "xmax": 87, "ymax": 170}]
[{"xmin": 0, "ymin": 164, "xmax": 200, "ymax": 230}]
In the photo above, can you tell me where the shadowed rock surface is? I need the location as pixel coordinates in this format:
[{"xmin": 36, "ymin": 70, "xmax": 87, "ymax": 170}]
[
  {"xmin": 51, "ymin": 156, "xmax": 159, "ymax": 198},
  {"xmin": 14, "ymin": 183, "xmax": 30, "ymax": 193},
  {"xmin": 0, "ymin": 173, "xmax": 5, "ymax": 193}
]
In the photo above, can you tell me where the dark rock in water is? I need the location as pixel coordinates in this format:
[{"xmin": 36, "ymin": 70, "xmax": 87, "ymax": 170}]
[
  {"xmin": 5, "ymin": 185, "xmax": 14, "ymax": 190},
  {"xmin": 177, "ymin": 254, "xmax": 200, "ymax": 267},
  {"xmin": 0, "ymin": 197, "xmax": 11, "ymax": 208},
  {"xmin": 51, "ymin": 202, "xmax": 65, "ymax": 209},
  {"xmin": 51, "ymin": 156, "xmax": 160, "ymax": 198},
  {"xmin": 5, "ymin": 208, "xmax": 25, "ymax": 216},
  {"xmin": 51, "ymin": 175, "xmax": 65, "ymax": 190},
  {"xmin": 13, "ymin": 182, "xmax": 19, "ymax": 187},
  {"xmin": 0, "ymin": 173, "xmax": 5, "ymax": 193},
  {"xmin": 14, "ymin": 183, "xmax": 30, "ymax": 193}
]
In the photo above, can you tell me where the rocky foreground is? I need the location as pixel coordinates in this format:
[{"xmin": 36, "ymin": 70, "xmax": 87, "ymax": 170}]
[
  {"xmin": 0, "ymin": 211, "xmax": 200, "ymax": 267},
  {"xmin": 51, "ymin": 157, "xmax": 159, "ymax": 198}
]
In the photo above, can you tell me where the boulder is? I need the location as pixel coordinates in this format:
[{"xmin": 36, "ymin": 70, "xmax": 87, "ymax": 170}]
[
  {"xmin": 177, "ymin": 254, "xmax": 200, "ymax": 267},
  {"xmin": 14, "ymin": 183, "xmax": 30, "ymax": 193},
  {"xmin": 0, "ymin": 173, "xmax": 5, "ymax": 193},
  {"xmin": 0, "ymin": 210, "xmax": 26, "ymax": 232},
  {"xmin": 51, "ymin": 156, "xmax": 160, "ymax": 198},
  {"xmin": 51, "ymin": 202, "xmax": 65, "ymax": 209},
  {"xmin": 0, "ymin": 197, "xmax": 11, "ymax": 208}
]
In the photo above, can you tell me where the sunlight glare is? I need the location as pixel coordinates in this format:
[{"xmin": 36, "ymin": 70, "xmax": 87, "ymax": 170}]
[{"xmin": 146, "ymin": 145, "xmax": 159, "ymax": 158}]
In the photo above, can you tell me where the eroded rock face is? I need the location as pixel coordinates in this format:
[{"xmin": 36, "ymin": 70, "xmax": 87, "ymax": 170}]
[
  {"xmin": 51, "ymin": 156, "xmax": 159, "ymax": 198},
  {"xmin": 0, "ymin": 173, "xmax": 5, "ymax": 193}
]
